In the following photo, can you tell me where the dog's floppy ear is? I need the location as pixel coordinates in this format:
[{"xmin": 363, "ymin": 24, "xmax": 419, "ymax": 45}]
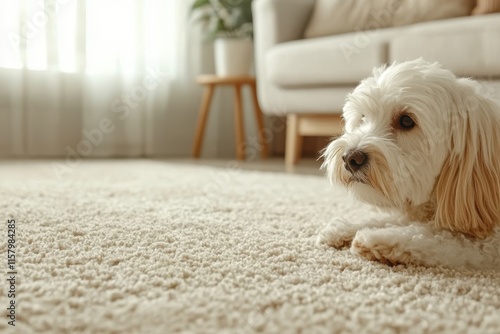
[{"xmin": 435, "ymin": 80, "xmax": 500, "ymax": 239}]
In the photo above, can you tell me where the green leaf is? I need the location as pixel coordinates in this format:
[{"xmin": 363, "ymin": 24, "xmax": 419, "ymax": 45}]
[
  {"xmin": 192, "ymin": 12, "xmax": 212, "ymax": 24},
  {"xmin": 216, "ymin": 18, "xmax": 227, "ymax": 32},
  {"xmin": 190, "ymin": 0, "xmax": 210, "ymax": 12},
  {"xmin": 192, "ymin": 0, "xmax": 254, "ymax": 40}
]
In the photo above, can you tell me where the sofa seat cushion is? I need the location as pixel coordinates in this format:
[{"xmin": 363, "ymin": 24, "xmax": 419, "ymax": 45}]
[
  {"xmin": 267, "ymin": 28, "xmax": 401, "ymax": 88},
  {"xmin": 391, "ymin": 14, "xmax": 500, "ymax": 77}
]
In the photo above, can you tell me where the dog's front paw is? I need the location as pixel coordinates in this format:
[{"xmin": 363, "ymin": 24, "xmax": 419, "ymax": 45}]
[
  {"xmin": 350, "ymin": 229, "xmax": 414, "ymax": 266},
  {"xmin": 317, "ymin": 218, "xmax": 357, "ymax": 249}
]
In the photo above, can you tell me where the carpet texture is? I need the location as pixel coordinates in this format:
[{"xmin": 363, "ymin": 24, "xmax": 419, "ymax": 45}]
[{"xmin": 1, "ymin": 160, "xmax": 499, "ymax": 334}]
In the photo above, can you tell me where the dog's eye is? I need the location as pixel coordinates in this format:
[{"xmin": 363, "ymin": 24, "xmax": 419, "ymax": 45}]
[{"xmin": 399, "ymin": 115, "xmax": 415, "ymax": 130}]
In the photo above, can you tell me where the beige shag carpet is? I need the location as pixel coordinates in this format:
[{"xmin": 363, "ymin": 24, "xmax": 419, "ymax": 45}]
[{"xmin": 1, "ymin": 160, "xmax": 500, "ymax": 334}]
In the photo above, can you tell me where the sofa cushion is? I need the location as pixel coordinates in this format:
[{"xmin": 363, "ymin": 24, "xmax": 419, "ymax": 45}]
[
  {"xmin": 267, "ymin": 28, "xmax": 401, "ymax": 87},
  {"xmin": 304, "ymin": 0, "xmax": 475, "ymax": 39},
  {"xmin": 390, "ymin": 14, "xmax": 500, "ymax": 77}
]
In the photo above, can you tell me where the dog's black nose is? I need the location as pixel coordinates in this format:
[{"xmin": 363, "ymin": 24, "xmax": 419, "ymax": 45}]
[{"xmin": 342, "ymin": 150, "xmax": 368, "ymax": 173}]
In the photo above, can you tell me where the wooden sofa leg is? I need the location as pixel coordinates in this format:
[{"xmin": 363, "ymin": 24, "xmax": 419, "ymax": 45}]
[{"xmin": 285, "ymin": 114, "xmax": 303, "ymax": 167}]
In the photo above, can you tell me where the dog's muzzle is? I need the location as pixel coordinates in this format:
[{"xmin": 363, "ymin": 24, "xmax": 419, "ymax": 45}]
[{"xmin": 342, "ymin": 150, "xmax": 368, "ymax": 173}]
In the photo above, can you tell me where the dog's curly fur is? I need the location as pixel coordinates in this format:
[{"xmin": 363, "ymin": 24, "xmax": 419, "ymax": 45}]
[{"xmin": 319, "ymin": 59, "xmax": 500, "ymax": 270}]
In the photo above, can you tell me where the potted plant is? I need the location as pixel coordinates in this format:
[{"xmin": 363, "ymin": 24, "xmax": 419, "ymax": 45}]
[{"xmin": 191, "ymin": 0, "xmax": 254, "ymax": 77}]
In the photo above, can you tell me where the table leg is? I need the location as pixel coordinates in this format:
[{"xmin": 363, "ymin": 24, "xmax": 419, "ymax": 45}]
[
  {"xmin": 192, "ymin": 84, "xmax": 214, "ymax": 158},
  {"xmin": 285, "ymin": 114, "xmax": 303, "ymax": 167},
  {"xmin": 234, "ymin": 84, "xmax": 246, "ymax": 161},
  {"xmin": 250, "ymin": 83, "xmax": 269, "ymax": 159}
]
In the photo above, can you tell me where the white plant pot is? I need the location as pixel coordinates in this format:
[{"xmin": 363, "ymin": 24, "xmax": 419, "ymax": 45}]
[{"xmin": 214, "ymin": 38, "xmax": 253, "ymax": 77}]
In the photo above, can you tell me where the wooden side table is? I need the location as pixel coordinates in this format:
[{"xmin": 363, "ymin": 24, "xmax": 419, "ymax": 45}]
[{"xmin": 192, "ymin": 75, "xmax": 269, "ymax": 160}]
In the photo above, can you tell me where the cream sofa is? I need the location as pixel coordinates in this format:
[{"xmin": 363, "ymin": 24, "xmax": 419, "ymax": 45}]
[{"xmin": 253, "ymin": 0, "xmax": 500, "ymax": 166}]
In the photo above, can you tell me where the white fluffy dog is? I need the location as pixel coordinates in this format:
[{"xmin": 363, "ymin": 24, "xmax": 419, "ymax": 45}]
[{"xmin": 319, "ymin": 59, "xmax": 500, "ymax": 270}]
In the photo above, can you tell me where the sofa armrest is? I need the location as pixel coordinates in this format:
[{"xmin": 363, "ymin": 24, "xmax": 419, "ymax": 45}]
[
  {"xmin": 253, "ymin": 0, "xmax": 316, "ymax": 51},
  {"xmin": 252, "ymin": 0, "xmax": 316, "ymax": 113}
]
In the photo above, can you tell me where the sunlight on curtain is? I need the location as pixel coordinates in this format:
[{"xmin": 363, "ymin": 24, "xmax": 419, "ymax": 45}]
[
  {"xmin": 86, "ymin": 0, "xmax": 139, "ymax": 74},
  {"xmin": 0, "ymin": 0, "xmax": 177, "ymax": 75},
  {"xmin": 56, "ymin": 0, "xmax": 77, "ymax": 72},
  {"xmin": 85, "ymin": 0, "xmax": 176, "ymax": 75},
  {"xmin": 0, "ymin": 1, "xmax": 21, "ymax": 69},
  {"xmin": 0, "ymin": 0, "xmax": 202, "ymax": 159},
  {"xmin": 144, "ymin": 0, "xmax": 178, "ymax": 75},
  {"xmin": 25, "ymin": 0, "xmax": 48, "ymax": 70}
]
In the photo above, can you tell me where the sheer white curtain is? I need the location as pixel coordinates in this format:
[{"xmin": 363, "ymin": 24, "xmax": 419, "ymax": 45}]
[{"xmin": 0, "ymin": 0, "xmax": 211, "ymax": 158}]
